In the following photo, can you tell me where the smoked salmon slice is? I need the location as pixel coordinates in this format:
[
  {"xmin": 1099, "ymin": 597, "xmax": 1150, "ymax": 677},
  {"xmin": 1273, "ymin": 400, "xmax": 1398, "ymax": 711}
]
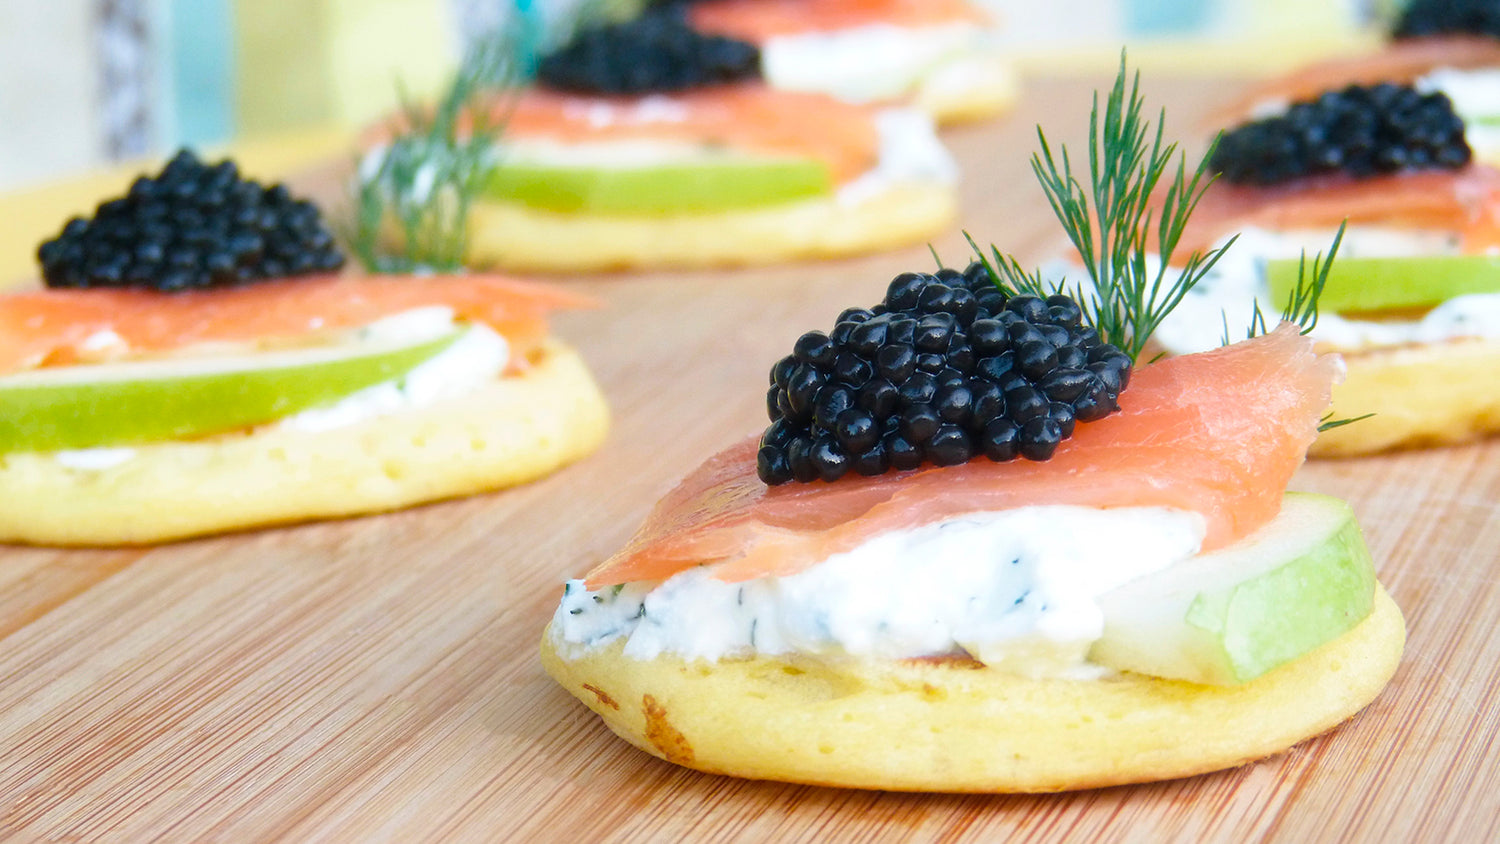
[
  {"xmin": 688, "ymin": 0, "xmax": 992, "ymax": 41},
  {"xmin": 1180, "ymin": 165, "xmax": 1500, "ymax": 254},
  {"xmin": 584, "ymin": 324, "xmax": 1338, "ymax": 587},
  {"xmin": 0, "ymin": 274, "xmax": 597, "ymax": 372},
  {"xmin": 362, "ymin": 84, "xmax": 886, "ymax": 187},
  {"xmin": 493, "ymin": 84, "xmax": 882, "ymax": 185}
]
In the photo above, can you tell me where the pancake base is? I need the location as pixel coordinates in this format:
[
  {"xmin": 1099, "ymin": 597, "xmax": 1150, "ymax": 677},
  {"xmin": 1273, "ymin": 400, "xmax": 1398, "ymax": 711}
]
[
  {"xmin": 0, "ymin": 340, "xmax": 608, "ymax": 546},
  {"xmin": 541, "ymin": 585, "xmax": 1404, "ymax": 793},
  {"xmin": 1313, "ymin": 337, "xmax": 1500, "ymax": 457},
  {"xmin": 466, "ymin": 180, "xmax": 956, "ymax": 273},
  {"xmin": 914, "ymin": 53, "xmax": 1019, "ymax": 125}
]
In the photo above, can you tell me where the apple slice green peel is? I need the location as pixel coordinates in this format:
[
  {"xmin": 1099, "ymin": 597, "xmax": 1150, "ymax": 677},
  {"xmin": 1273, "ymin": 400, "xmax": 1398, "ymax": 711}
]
[
  {"xmin": 486, "ymin": 156, "xmax": 831, "ymax": 214},
  {"xmin": 1089, "ymin": 493, "xmax": 1376, "ymax": 686},
  {"xmin": 0, "ymin": 329, "xmax": 462, "ymax": 453},
  {"xmin": 1266, "ymin": 254, "xmax": 1500, "ymax": 314}
]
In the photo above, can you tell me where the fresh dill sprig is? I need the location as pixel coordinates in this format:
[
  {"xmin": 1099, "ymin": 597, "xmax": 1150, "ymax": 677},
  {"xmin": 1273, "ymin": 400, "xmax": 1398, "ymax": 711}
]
[
  {"xmin": 970, "ymin": 52, "xmax": 1233, "ymax": 363},
  {"xmin": 1233, "ymin": 221, "xmax": 1347, "ymax": 344},
  {"xmin": 1318, "ymin": 411, "xmax": 1375, "ymax": 432},
  {"xmin": 348, "ymin": 33, "xmax": 517, "ymax": 274},
  {"xmin": 1229, "ymin": 222, "xmax": 1366, "ymax": 434},
  {"xmin": 928, "ymin": 243, "xmax": 947, "ymax": 270}
]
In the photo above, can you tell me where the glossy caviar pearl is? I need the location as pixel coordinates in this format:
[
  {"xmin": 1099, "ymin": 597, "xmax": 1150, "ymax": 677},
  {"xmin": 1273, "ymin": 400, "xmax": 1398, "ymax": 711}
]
[
  {"xmin": 927, "ymin": 425, "xmax": 974, "ymax": 466},
  {"xmin": 880, "ymin": 433, "xmax": 919, "ymax": 471},
  {"xmin": 980, "ymin": 419, "xmax": 1020, "ymax": 462},
  {"xmin": 900, "ymin": 404, "xmax": 941, "ymax": 445},
  {"xmin": 857, "ymin": 378, "xmax": 900, "ymax": 418},
  {"xmin": 853, "ymin": 441, "xmax": 890, "ymax": 476},
  {"xmin": 876, "ymin": 344, "xmax": 917, "ymax": 382},
  {"xmin": 810, "ymin": 435, "xmax": 850, "ymax": 482},
  {"xmin": 834, "ymin": 408, "xmax": 880, "ymax": 454},
  {"xmin": 757, "ymin": 446, "xmax": 793, "ymax": 485},
  {"xmin": 1019, "ymin": 417, "xmax": 1063, "ymax": 461},
  {"xmin": 793, "ymin": 331, "xmax": 837, "ymax": 368},
  {"xmin": 934, "ymin": 385, "xmax": 973, "ymax": 425},
  {"xmin": 787, "ymin": 438, "xmax": 817, "ymax": 483}
]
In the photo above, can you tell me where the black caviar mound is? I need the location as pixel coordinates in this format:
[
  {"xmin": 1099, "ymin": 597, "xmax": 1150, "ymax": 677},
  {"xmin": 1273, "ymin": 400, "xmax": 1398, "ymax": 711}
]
[
  {"xmin": 1395, "ymin": 0, "xmax": 1500, "ymax": 40},
  {"xmin": 537, "ymin": 7, "xmax": 760, "ymax": 95},
  {"xmin": 37, "ymin": 149, "xmax": 344, "ymax": 292},
  {"xmin": 1211, "ymin": 83, "xmax": 1471, "ymax": 185},
  {"xmin": 757, "ymin": 264, "xmax": 1133, "ymax": 485}
]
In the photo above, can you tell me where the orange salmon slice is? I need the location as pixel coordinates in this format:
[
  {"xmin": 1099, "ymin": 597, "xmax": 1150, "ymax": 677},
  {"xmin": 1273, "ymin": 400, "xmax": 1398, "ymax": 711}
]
[
  {"xmin": 499, "ymin": 84, "xmax": 882, "ymax": 185},
  {"xmin": 584, "ymin": 324, "xmax": 1337, "ymax": 587},
  {"xmin": 1180, "ymin": 165, "xmax": 1500, "ymax": 254},
  {"xmin": 0, "ymin": 274, "xmax": 597, "ymax": 373},
  {"xmin": 689, "ymin": 0, "xmax": 992, "ymax": 41}
]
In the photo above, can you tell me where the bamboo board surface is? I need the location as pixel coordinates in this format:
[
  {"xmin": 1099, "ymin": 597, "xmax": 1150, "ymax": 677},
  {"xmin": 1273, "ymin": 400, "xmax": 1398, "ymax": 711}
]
[{"xmin": 1, "ymin": 76, "xmax": 1498, "ymax": 843}]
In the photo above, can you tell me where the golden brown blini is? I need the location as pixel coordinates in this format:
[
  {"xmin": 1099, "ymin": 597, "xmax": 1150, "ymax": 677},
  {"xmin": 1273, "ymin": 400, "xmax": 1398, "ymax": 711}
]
[
  {"xmin": 0, "ymin": 340, "xmax": 608, "ymax": 545},
  {"xmin": 542, "ymin": 586, "xmax": 1404, "ymax": 792},
  {"xmin": 914, "ymin": 55, "xmax": 1019, "ymax": 125},
  {"xmin": 1313, "ymin": 338, "xmax": 1500, "ymax": 456}
]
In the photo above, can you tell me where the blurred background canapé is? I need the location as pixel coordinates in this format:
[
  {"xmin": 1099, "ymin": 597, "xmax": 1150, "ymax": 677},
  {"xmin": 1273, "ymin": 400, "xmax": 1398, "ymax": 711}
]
[{"xmin": 0, "ymin": 0, "xmax": 1390, "ymax": 192}]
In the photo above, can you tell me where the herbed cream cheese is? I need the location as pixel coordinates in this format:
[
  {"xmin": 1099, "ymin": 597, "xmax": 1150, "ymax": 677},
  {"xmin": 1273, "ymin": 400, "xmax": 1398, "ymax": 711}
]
[
  {"xmin": 48, "ymin": 306, "xmax": 510, "ymax": 469},
  {"xmin": 274, "ymin": 310, "xmax": 508, "ymax": 433},
  {"xmin": 552, "ymin": 506, "xmax": 1206, "ymax": 678},
  {"xmin": 836, "ymin": 108, "xmax": 958, "ymax": 205},
  {"xmin": 1147, "ymin": 226, "xmax": 1500, "ymax": 355},
  {"xmin": 759, "ymin": 21, "xmax": 992, "ymax": 104}
]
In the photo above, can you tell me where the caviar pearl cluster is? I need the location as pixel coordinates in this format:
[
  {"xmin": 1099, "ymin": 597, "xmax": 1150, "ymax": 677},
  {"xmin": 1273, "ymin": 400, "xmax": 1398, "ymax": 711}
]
[
  {"xmin": 1396, "ymin": 0, "xmax": 1500, "ymax": 39},
  {"xmin": 1211, "ymin": 83, "xmax": 1471, "ymax": 186},
  {"xmin": 757, "ymin": 264, "xmax": 1134, "ymax": 485},
  {"xmin": 37, "ymin": 150, "xmax": 345, "ymax": 292},
  {"xmin": 537, "ymin": 6, "xmax": 760, "ymax": 95}
]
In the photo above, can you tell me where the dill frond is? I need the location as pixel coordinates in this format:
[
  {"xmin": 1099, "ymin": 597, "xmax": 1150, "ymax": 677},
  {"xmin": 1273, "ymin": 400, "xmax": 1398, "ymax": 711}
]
[
  {"xmin": 347, "ymin": 30, "xmax": 519, "ymax": 275},
  {"xmin": 971, "ymin": 52, "xmax": 1233, "ymax": 362}
]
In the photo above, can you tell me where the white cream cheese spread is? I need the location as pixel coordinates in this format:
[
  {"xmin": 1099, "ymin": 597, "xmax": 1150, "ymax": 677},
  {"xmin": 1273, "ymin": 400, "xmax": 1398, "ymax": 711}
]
[
  {"xmin": 837, "ymin": 107, "xmax": 958, "ymax": 205},
  {"xmin": 276, "ymin": 309, "xmax": 508, "ymax": 433},
  {"xmin": 53, "ymin": 447, "xmax": 139, "ymax": 471},
  {"xmin": 1147, "ymin": 226, "xmax": 1500, "ymax": 355},
  {"xmin": 760, "ymin": 22, "xmax": 991, "ymax": 104},
  {"xmin": 552, "ymin": 506, "xmax": 1206, "ymax": 678}
]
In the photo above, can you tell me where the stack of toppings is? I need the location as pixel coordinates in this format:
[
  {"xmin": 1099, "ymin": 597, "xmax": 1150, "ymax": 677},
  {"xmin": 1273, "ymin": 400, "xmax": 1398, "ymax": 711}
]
[
  {"xmin": 1211, "ymin": 83, "xmax": 1472, "ymax": 185},
  {"xmin": 37, "ymin": 150, "xmax": 345, "ymax": 292},
  {"xmin": 1395, "ymin": 0, "xmax": 1500, "ymax": 39},
  {"xmin": 757, "ymin": 264, "xmax": 1133, "ymax": 485},
  {"xmin": 537, "ymin": 6, "xmax": 761, "ymax": 94}
]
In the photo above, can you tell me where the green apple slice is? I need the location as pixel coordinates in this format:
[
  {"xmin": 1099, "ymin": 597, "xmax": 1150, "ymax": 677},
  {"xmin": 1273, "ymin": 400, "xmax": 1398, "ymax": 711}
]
[
  {"xmin": 1089, "ymin": 493, "xmax": 1376, "ymax": 686},
  {"xmin": 486, "ymin": 156, "xmax": 831, "ymax": 214},
  {"xmin": 0, "ymin": 329, "xmax": 462, "ymax": 453},
  {"xmin": 1265, "ymin": 254, "xmax": 1500, "ymax": 314}
]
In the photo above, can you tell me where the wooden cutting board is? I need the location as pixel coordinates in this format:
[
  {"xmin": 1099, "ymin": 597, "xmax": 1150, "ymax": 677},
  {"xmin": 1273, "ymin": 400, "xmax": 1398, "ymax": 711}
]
[{"xmin": 1, "ymin": 76, "xmax": 1497, "ymax": 843}]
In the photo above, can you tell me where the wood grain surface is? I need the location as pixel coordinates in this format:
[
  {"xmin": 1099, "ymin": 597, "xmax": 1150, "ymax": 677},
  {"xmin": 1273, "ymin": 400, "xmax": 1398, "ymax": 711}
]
[{"xmin": 1, "ymin": 76, "xmax": 1497, "ymax": 843}]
